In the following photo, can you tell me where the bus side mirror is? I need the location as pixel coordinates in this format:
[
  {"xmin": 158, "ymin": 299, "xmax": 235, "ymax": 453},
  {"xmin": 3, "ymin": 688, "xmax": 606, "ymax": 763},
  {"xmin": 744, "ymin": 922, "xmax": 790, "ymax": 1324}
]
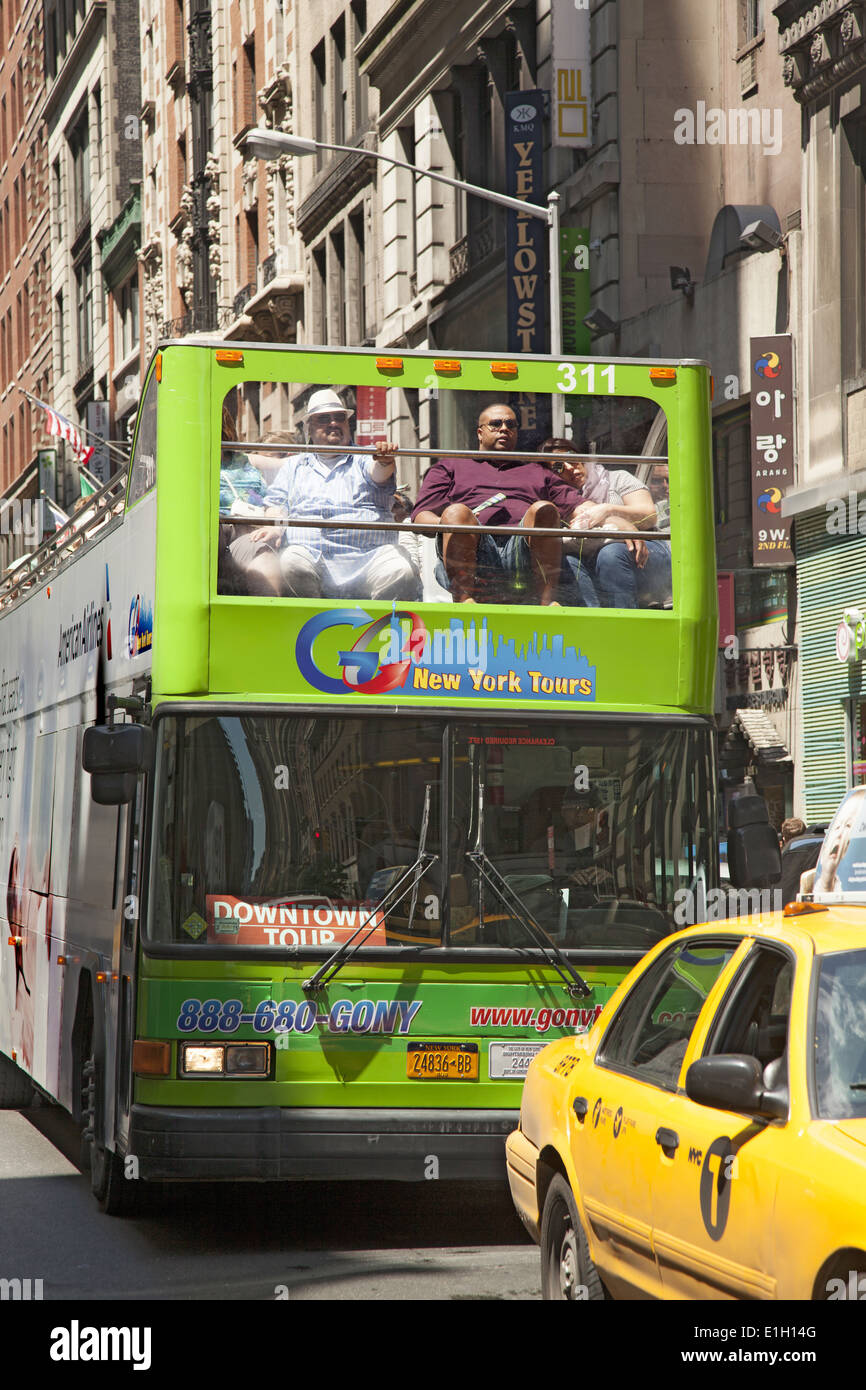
[
  {"xmin": 727, "ymin": 794, "xmax": 781, "ymax": 889},
  {"xmin": 82, "ymin": 724, "xmax": 152, "ymax": 805}
]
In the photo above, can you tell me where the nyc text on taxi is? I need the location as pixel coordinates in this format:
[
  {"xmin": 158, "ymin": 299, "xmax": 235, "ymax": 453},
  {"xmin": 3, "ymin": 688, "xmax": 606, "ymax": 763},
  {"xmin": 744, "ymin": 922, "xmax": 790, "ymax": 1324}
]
[{"xmin": 506, "ymin": 909, "xmax": 866, "ymax": 1300}]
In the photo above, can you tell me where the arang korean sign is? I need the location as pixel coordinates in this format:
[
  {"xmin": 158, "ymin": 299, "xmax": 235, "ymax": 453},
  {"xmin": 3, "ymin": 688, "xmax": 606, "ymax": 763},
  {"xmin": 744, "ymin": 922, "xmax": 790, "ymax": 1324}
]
[{"xmin": 750, "ymin": 334, "xmax": 794, "ymax": 567}]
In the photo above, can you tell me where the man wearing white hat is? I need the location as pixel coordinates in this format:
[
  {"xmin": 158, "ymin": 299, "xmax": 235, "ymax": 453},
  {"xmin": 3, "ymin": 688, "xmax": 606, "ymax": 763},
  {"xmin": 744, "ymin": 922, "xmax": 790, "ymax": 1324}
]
[{"xmin": 254, "ymin": 389, "xmax": 420, "ymax": 600}]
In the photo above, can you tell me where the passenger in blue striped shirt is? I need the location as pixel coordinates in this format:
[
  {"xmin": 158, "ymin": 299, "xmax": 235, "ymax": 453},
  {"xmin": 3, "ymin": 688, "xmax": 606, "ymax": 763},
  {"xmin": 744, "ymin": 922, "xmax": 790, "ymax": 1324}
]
[{"xmin": 254, "ymin": 390, "xmax": 420, "ymax": 600}]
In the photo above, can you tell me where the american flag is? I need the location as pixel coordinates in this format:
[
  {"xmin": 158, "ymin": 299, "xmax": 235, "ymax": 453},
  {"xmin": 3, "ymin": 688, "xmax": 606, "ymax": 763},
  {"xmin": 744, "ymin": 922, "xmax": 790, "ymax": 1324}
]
[
  {"xmin": 32, "ymin": 396, "xmax": 94, "ymax": 466},
  {"xmin": 41, "ymin": 494, "xmax": 71, "ymax": 532}
]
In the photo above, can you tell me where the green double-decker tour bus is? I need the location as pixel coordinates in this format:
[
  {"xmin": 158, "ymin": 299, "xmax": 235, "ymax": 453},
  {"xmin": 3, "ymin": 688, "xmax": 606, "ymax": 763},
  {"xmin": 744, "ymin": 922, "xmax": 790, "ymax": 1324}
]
[{"xmin": 0, "ymin": 342, "xmax": 718, "ymax": 1210}]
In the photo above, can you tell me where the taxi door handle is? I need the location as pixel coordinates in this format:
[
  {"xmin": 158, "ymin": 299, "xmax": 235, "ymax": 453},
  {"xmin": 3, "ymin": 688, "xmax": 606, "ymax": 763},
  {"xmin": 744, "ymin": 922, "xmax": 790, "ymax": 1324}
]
[
  {"xmin": 655, "ymin": 1127, "xmax": 679, "ymax": 1154},
  {"xmin": 572, "ymin": 1096, "xmax": 588, "ymax": 1121}
]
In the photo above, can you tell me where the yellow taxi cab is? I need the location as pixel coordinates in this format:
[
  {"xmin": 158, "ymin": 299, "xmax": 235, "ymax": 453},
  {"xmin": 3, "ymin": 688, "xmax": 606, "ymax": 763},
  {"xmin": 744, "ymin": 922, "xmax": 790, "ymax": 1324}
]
[{"xmin": 506, "ymin": 791, "xmax": 866, "ymax": 1301}]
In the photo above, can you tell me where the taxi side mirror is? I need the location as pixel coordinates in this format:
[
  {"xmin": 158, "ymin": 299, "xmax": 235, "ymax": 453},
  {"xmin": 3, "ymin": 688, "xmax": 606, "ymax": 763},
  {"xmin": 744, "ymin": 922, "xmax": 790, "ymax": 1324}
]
[{"xmin": 685, "ymin": 1054, "xmax": 787, "ymax": 1120}]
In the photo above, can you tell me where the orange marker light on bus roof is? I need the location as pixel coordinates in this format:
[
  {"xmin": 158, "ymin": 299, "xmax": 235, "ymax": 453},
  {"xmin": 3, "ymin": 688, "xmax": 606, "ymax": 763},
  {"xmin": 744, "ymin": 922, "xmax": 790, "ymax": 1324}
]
[
  {"xmin": 133, "ymin": 1040, "xmax": 172, "ymax": 1076},
  {"xmin": 491, "ymin": 362, "xmax": 518, "ymax": 377},
  {"xmin": 649, "ymin": 367, "xmax": 677, "ymax": 382},
  {"xmin": 216, "ymin": 349, "xmax": 245, "ymax": 365},
  {"xmin": 155, "ymin": 352, "xmax": 162, "ymax": 382},
  {"xmin": 434, "ymin": 359, "xmax": 461, "ymax": 374},
  {"xmin": 376, "ymin": 357, "xmax": 403, "ymax": 371}
]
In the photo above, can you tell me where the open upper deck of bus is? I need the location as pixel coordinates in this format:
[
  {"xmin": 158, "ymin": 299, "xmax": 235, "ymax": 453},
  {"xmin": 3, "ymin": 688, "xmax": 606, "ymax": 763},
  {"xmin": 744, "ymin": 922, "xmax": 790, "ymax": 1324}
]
[{"xmin": 1, "ymin": 340, "xmax": 716, "ymax": 717}]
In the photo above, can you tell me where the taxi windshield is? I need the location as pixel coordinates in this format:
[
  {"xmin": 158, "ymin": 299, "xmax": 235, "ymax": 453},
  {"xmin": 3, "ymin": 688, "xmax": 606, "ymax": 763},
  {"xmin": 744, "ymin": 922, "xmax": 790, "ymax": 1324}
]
[{"xmin": 813, "ymin": 948, "xmax": 866, "ymax": 1119}]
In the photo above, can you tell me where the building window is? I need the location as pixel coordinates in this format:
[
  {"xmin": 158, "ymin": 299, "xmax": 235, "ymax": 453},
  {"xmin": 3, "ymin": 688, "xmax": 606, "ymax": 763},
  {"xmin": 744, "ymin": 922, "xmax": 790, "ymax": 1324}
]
[
  {"xmin": 312, "ymin": 242, "xmax": 327, "ymax": 343},
  {"xmin": 734, "ymin": 569, "xmax": 787, "ymax": 628},
  {"xmin": 56, "ymin": 291, "xmax": 65, "ymax": 377},
  {"xmin": 451, "ymin": 90, "xmax": 467, "ymax": 241},
  {"xmin": 745, "ymin": 0, "xmax": 764, "ymax": 42},
  {"xmin": 312, "ymin": 41, "xmax": 326, "ymax": 170},
  {"xmin": 116, "ymin": 275, "xmax": 139, "ymax": 361},
  {"xmin": 69, "ymin": 106, "xmax": 90, "ymax": 230},
  {"xmin": 351, "ymin": 0, "xmax": 368, "ymax": 129},
  {"xmin": 75, "ymin": 257, "xmax": 93, "ymax": 367},
  {"xmin": 397, "ymin": 125, "xmax": 417, "ymax": 290},
  {"xmin": 242, "ymin": 38, "xmax": 256, "ymax": 130},
  {"xmin": 92, "ymin": 84, "xmax": 102, "ymax": 179},
  {"xmin": 52, "ymin": 158, "xmax": 63, "ymax": 242},
  {"xmin": 332, "ymin": 15, "xmax": 347, "ymax": 146},
  {"xmin": 331, "ymin": 227, "xmax": 346, "ymax": 344},
  {"xmin": 349, "ymin": 207, "xmax": 366, "ymax": 339},
  {"xmin": 245, "ymin": 208, "xmax": 258, "ymax": 285}
]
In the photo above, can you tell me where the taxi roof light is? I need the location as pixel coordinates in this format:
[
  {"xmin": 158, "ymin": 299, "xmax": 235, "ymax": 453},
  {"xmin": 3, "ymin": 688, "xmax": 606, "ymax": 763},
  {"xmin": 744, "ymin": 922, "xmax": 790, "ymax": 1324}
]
[{"xmin": 783, "ymin": 900, "xmax": 829, "ymax": 916}]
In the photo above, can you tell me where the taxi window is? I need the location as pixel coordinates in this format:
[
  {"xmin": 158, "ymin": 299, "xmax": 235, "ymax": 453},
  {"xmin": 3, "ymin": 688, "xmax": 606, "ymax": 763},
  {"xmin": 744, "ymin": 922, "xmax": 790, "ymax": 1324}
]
[
  {"xmin": 597, "ymin": 940, "xmax": 737, "ymax": 1091},
  {"xmin": 703, "ymin": 945, "xmax": 792, "ymax": 1086}
]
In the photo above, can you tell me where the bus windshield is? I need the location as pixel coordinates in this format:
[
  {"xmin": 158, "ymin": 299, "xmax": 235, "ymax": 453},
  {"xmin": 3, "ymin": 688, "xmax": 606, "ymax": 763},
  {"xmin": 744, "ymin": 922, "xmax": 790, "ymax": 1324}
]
[
  {"xmin": 147, "ymin": 713, "xmax": 714, "ymax": 952},
  {"xmin": 217, "ymin": 379, "xmax": 670, "ymax": 611}
]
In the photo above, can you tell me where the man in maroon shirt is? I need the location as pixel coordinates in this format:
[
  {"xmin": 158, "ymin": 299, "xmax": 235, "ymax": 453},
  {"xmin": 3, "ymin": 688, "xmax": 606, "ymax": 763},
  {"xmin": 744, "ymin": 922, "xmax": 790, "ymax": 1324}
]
[{"xmin": 411, "ymin": 403, "xmax": 585, "ymax": 604}]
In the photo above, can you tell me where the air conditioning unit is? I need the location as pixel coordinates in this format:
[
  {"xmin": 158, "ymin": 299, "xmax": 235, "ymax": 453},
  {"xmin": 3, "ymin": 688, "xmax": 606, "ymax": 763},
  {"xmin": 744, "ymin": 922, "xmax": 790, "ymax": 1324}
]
[{"xmin": 739, "ymin": 50, "xmax": 757, "ymax": 96}]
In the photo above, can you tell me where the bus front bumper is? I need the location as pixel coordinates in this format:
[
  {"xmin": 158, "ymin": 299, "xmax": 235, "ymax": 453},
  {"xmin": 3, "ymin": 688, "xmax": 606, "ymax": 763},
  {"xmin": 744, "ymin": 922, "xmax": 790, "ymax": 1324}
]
[{"xmin": 127, "ymin": 1105, "xmax": 517, "ymax": 1182}]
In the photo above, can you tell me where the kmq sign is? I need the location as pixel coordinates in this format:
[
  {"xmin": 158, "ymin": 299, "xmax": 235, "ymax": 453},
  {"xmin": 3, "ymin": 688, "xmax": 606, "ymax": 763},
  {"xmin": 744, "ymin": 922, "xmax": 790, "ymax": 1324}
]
[{"xmin": 505, "ymin": 91, "xmax": 546, "ymax": 355}]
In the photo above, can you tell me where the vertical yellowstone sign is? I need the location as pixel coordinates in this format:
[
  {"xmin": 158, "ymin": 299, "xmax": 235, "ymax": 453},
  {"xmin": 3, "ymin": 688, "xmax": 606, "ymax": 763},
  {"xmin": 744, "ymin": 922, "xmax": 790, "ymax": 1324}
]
[{"xmin": 505, "ymin": 91, "xmax": 546, "ymax": 354}]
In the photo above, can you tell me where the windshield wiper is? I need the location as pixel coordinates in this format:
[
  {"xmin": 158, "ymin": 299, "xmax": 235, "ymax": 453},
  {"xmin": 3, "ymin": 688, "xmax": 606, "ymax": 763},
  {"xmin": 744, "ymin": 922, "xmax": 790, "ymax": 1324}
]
[
  {"xmin": 303, "ymin": 785, "xmax": 437, "ymax": 993},
  {"xmin": 467, "ymin": 782, "xmax": 591, "ymax": 999}
]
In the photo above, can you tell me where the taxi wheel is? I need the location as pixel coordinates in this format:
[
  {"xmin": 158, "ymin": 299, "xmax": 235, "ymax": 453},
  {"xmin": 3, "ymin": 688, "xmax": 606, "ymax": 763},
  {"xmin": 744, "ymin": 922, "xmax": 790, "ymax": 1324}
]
[{"xmin": 540, "ymin": 1174, "xmax": 605, "ymax": 1301}]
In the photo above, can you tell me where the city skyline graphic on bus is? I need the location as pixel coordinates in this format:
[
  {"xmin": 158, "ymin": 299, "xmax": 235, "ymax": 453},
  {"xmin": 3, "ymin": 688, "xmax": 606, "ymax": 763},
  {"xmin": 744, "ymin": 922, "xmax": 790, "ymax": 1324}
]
[{"xmin": 296, "ymin": 608, "xmax": 597, "ymax": 701}]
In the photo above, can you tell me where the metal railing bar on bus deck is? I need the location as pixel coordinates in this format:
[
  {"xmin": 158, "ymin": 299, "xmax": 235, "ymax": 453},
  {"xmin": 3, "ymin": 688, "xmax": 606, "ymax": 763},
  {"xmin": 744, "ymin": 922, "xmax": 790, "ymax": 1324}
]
[
  {"xmin": 220, "ymin": 514, "xmax": 670, "ymax": 542},
  {"xmin": 221, "ymin": 442, "xmax": 669, "ymax": 466},
  {"xmin": 0, "ymin": 468, "xmax": 129, "ymax": 604}
]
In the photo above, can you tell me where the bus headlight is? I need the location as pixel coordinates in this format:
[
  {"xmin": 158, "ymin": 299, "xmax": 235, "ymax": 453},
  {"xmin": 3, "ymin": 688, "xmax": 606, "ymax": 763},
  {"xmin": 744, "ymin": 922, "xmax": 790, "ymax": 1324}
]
[
  {"xmin": 180, "ymin": 1045, "xmax": 225, "ymax": 1074},
  {"xmin": 225, "ymin": 1044, "xmax": 270, "ymax": 1076},
  {"xmin": 179, "ymin": 1042, "xmax": 272, "ymax": 1077}
]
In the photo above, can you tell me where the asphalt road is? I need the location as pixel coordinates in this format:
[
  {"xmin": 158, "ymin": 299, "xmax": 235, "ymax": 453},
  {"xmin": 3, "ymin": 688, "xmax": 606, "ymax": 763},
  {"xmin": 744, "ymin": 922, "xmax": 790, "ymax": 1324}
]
[{"xmin": 0, "ymin": 1101, "xmax": 539, "ymax": 1301}]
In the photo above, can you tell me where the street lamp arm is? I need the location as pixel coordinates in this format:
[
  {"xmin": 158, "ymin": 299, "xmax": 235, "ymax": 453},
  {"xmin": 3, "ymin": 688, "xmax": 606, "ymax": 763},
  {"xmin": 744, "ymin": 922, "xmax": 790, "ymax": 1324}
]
[
  {"xmin": 246, "ymin": 128, "xmax": 551, "ymax": 223},
  {"xmin": 245, "ymin": 126, "xmax": 563, "ymax": 423}
]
